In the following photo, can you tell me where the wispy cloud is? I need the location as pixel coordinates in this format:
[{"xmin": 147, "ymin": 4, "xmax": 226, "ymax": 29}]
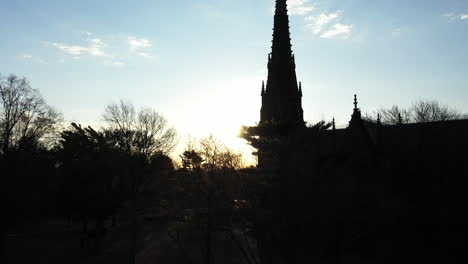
[
  {"xmin": 443, "ymin": 13, "xmax": 456, "ymax": 20},
  {"xmin": 113, "ymin": 61, "xmax": 125, "ymax": 66},
  {"xmin": 321, "ymin": 24, "xmax": 353, "ymax": 39},
  {"xmin": 304, "ymin": 10, "xmax": 353, "ymax": 40},
  {"xmin": 306, "ymin": 12, "xmax": 340, "ymax": 34},
  {"xmin": 444, "ymin": 12, "xmax": 468, "ymax": 21},
  {"xmin": 288, "ymin": 0, "xmax": 315, "ymax": 16},
  {"xmin": 20, "ymin": 54, "xmax": 47, "ymax": 64},
  {"xmin": 128, "ymin": 37, "xmax": 154, "ymax": 58},
  {"xmin": 52, "ymin": 43, "xmax": 87, "ymax": 55},
  {"xmin": 272, "ymin": 1, "xmax": 354, "ymax": 40},
  {"xmin": 51, "ymin": 37, "xmax": 109, "ymax": 57},
  {"xmin": 128, "ymin": 37, "xmax": 152, "ymax": 50},
  {"xmin": 104, "ymin": 60, "xmax": 125, "ymax": 67},
  {"xmin": 47, "ymin": 32, "xmax": 156, "ymax": 65},
  {"xmin": 392, "ymin": 28, "xmax": 401, "ymax": 37},
  {"xmin": 136, "ymin": 52, "xmax": 153, "ymax": 58}
]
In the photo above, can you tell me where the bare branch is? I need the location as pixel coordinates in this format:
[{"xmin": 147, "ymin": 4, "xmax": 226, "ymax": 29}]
[
  {"xmin": 0, "ymin": 74, "xmax": 62, "ymax": 153},
  {"xmin": 411, "ymin": 100, "xmax": 461, "ymax": 123},
  {"xmin": 364, "ymin": 100, "xmax": 464, "ymax": 125},
  {"xmin": 102, "ymin": 100, "xmax": 177, "ymax": 156}
]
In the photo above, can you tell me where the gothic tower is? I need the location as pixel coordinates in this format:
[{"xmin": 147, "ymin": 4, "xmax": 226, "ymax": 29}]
[{"xmin": 260, "ymin": 0, "xmax": 304, "ymax": 126}]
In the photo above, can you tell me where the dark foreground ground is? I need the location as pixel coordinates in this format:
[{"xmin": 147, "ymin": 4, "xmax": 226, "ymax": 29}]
[
  {"xmin": 3, "ymin": 203, "xmax": 252, "ymax": 264},
  {"xmin": 4, "ymin": 217, "xmax": 179, "ymax": 264}
]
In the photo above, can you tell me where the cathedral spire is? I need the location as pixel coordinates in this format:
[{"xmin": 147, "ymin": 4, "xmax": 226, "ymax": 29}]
[
  {"xmin": 271, "ymin": 0, "xmax": 294, "ymax": 65},
  {"xmin": 260, "ymin": 0, "xmax": 304, "ymax": 125},
  {"xmin": 275, "ymin": 0, "xmax": 288, "ymax": 14}
]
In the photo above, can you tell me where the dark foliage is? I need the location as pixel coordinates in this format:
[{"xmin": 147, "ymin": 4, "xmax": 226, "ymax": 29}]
[{"xmin": 54, "ymin": 123, "xmax": 131, "ymax": 221}]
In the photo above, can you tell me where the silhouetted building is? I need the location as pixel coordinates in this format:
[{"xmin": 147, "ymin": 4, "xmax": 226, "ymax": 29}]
[
  {"xmin": 257, "ymin": 0, "xmax": 304, "ymax": 169},
  {"xmin": 253, "ymin": 1, "xmax": 468, "ymax": 263}
]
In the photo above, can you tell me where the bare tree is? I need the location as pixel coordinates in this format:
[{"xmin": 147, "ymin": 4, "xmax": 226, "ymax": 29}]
[
  {"xmin": 411, "ymin": 100, "xmax": 462, "ymax": 123},
  {"xmin": 367, "ymin": 105, "xmax": 412, "ymax": 125},
  {"xmin": 384, "ymin": 105, "xmax": 411, "ymax": 124},
  {"xmin": 0, "ymin": 74, "xmax": 62, "ymax": 154},
  {"xmin": 365, "ymin": 100, "xmax": 465, "ymax": 125},
  {"xmin": 102, "ymin": 99, "xmax": 136, "ymax": 132},
  {"xmin": 135, "ymin": 108, "xmax": 177, "ymax": 156},
  {"xmin": 103, "ymin": 99, "xmax": 177, "ymax": 156},
  {"xmin": 199, "ymin": 135, "xmax": 244, "ymax": 170}
]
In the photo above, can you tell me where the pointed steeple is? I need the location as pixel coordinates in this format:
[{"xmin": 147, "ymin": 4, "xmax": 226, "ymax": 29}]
[
  {"xmin": 346, "ymin": 94, "xmax": 373, "ymax": 154},
  {"xmin": 275, "ymin": 0, "xmax": 288, "ymax": 14},
  {"xmin": 350, "ymin": 94, "xmax": 363, "ymax": 123},
  {"xmin": 260, "ymin": 0, "xmax": 304, "ymax": 126},
  {"xmin": 271, "ymin": 0, "xmax": 293, "ymax": 63}
]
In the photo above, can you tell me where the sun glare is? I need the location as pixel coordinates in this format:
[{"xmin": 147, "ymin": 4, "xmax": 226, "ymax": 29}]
[{"xmin": 174, "ymin": 77, "xmax": 261, "ymax": 166}]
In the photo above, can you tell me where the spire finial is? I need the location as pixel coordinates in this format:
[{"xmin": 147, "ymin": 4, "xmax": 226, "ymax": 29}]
[
  {"xmin": 275, "ymin": 0, "xmax": 288, "ymax": 14},
  {"xmin": 332, "ymin": 117, "xmax": 336, "ymax": 132},
  {"xmin": 354, "ymin": 94, "xmax": 358, "ymax": 110}
]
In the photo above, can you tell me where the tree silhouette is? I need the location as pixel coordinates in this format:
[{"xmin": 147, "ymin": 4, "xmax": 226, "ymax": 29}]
[
  {"xmin": 411, "ymin": 99, "xmax": 463, "ymax": 122},
  {"xmin": 1, "ymin": 74, "xmax": 63, "ymax": 258},
  {"xmin": 180, "ymin": 149, "xmax": 204, "ymax": 171},
  {"xmin": 55, "ymin": 123, "xmax": 131, "ymax": 248},
  {"xmin": 307, "ymin": 120, "xmax": 333, "ymax": 132},
  {"xmin": 103, "ymin": 99, "xmax": 177, "ymax": 156},
  {"xmin": 0, "ymin": 74, "xmax": 62, "ymax": 155},
  {"xmin": 365, "ymin": 99, "xmax": 466, "ymax": 125}
]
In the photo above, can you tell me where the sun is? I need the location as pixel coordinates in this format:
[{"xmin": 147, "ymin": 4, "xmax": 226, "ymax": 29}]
[{"xmin": 173, "ymin": 77, "xmax": 262, "ymax": 166}]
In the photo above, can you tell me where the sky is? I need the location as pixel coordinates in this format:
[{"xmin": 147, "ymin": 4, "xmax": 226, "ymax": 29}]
[{"xmin": 1, "ymin": 0, "xmax": 468, "ymax": 162}]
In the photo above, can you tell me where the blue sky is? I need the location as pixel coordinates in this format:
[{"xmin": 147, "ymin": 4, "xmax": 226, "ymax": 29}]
[{"xmin": 1, "ymin": 0, "xmax": 468, "ymax": 159}]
